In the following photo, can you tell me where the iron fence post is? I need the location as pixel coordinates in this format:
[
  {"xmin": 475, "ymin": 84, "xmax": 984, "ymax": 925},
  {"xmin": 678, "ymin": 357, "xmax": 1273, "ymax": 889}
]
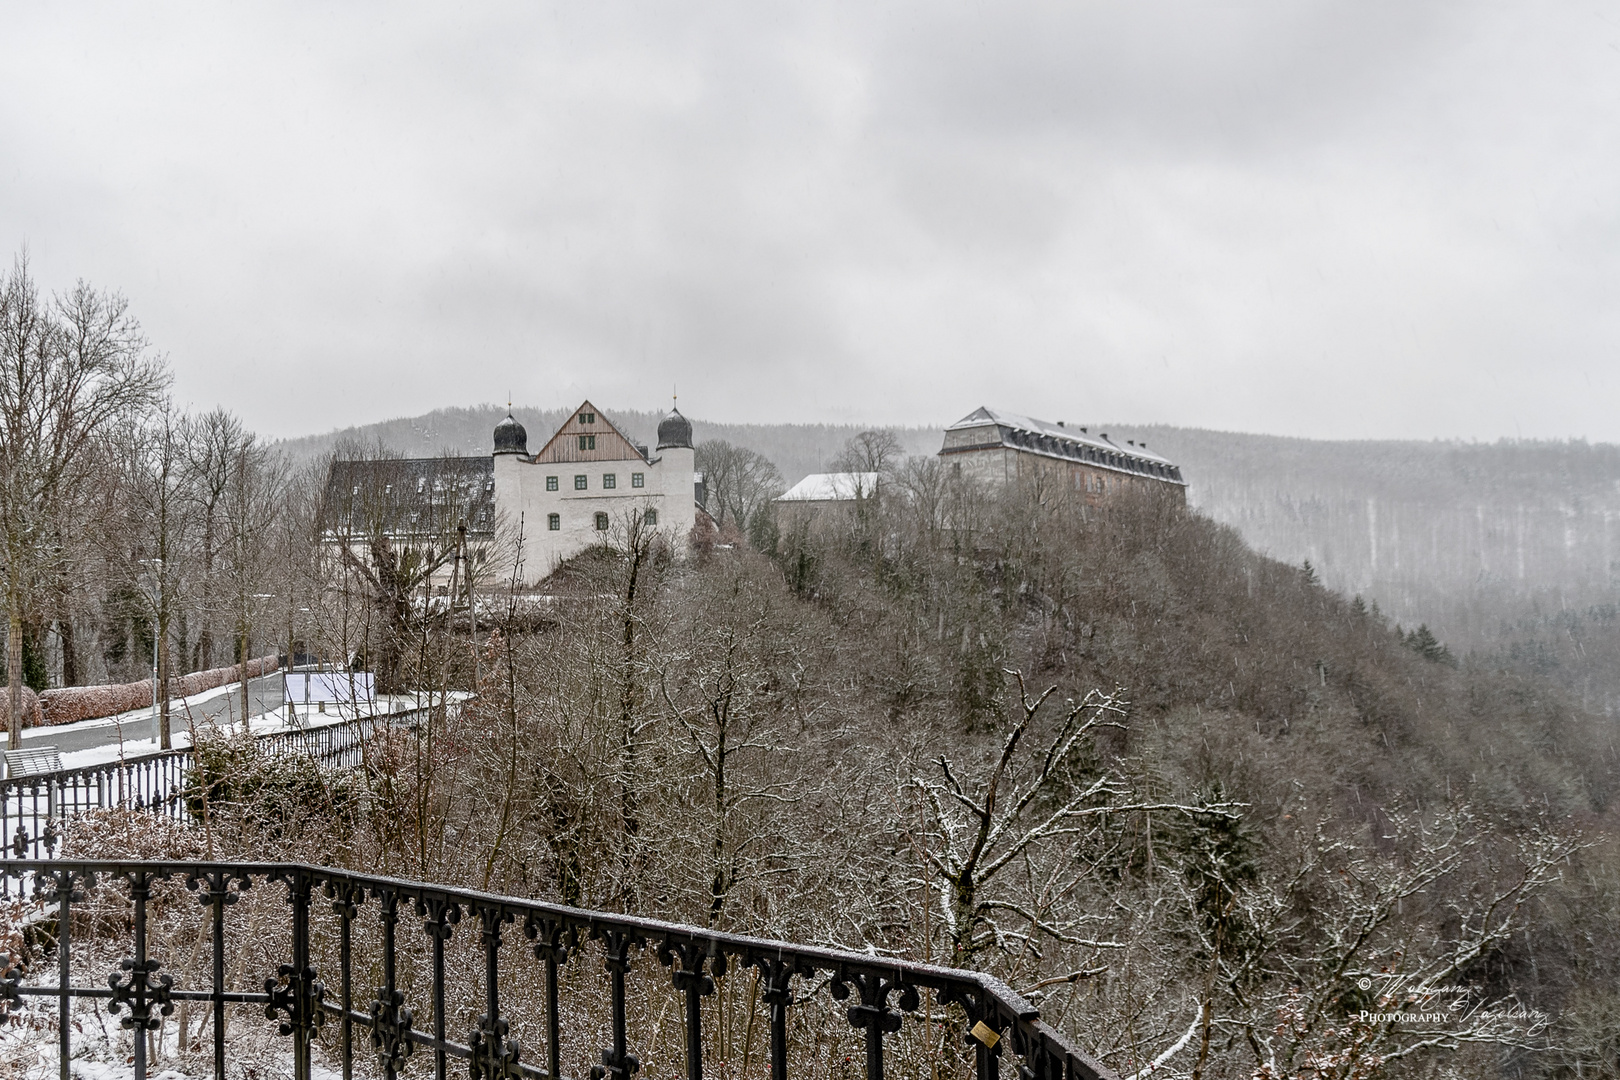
[
  {"xmin": 525, "ymin": 913, "xmax": 573, "ymax": 1080},
  {"xmin": 370, "ymin": 885, "xmax": 416, "ymax": 1079},
  {"xmin": 326, "ymin": 877, "xmax": 364, "ymax": 1080},
  {"xmin": 417, "ymin": 893, "xmax": 461, "ymax": 1080},
  {"xmin": 753, "ymin": 955, "xmax": 806, "ymax": 1080},
  {"xmin": 591, "ymin": 927, "xmax": 644, "ymax": 1080}
]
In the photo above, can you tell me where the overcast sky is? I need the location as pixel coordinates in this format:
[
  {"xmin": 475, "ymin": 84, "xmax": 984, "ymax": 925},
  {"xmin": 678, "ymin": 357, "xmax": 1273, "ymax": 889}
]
[{"xmin": 1, "ymin": 2, "xmax": 1616, "ymax": 441}]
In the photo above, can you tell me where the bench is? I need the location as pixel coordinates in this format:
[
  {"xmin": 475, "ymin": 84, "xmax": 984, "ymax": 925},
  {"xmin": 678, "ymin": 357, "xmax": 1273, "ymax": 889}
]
[{"xmin": 4, "ymin": 746, "xmax": 63, "ymax": 779}]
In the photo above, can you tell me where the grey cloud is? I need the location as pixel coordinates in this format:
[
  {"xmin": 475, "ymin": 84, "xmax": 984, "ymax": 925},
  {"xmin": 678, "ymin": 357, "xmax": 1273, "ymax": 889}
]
[{"xmin": 0, "ymin": 1, "xmax": 1615, "ymax": 439}]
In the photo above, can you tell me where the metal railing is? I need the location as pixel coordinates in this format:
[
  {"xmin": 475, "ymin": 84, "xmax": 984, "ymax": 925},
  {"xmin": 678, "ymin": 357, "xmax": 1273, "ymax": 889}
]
[
  {"xmin": 0, "ymin": 860, "xmax": 1120, "ymax": 1080},
  {"xmin": 1, "ymin": 707, "xmax": 426, "ymax": 860}
]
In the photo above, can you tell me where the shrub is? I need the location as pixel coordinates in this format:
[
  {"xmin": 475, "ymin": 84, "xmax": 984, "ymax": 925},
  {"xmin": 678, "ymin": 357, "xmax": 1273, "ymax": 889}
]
[
  {"xmin": 183, "ymin": 730, "xmax": 357, "ymax": 836},
  {"xmin": 36, "ymin": 655, "xmax": 280, "ymax": 727},
  {"xmin": 0, "ymin": 686, "xmax": 41, "ymax": 728}
]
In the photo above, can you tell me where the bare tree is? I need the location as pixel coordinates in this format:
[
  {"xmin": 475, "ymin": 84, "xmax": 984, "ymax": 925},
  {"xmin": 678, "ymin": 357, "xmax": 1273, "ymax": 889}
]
[
  {"xmin": 184, "ymin": 408, "xmax": 256, "ymax": 670},
  {"xmin": 1218, "ymin": 808, "xmax": 1583, "ymax": 1080},
  {"xmin": 221, "ymin": 433, "xmax": 286, "ymax": 723},
  {"xmin": 0, "ymin": 256, "xmax": 166, "ymax": 746},
  {"xmin": 599, "ymin": 505, "xmax": 665, "ymax": 904},
  {"xmin": 695, "ymin": 440, "xmax": 783, "ymax": 533},
  {"xmin": 320, "ymin": 447, "xmax": 481, "ymax": 694},
  {"xmin": 112, "ymin": 403, "xmax": 195, "ymax": 748},
  {"xmin": 656, "ymin": 559, "xmax": 799, "ymax": 926},
  {"xmin": 914, "ymin": 672, "xmax": 1238, "ymax": 968},
  {"xmin": 831, "ymin": 428, "xmax": 904, "ymax": 476}
]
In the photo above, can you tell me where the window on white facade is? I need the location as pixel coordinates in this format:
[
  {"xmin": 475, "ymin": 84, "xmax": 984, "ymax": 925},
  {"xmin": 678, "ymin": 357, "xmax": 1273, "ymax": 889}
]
[
  {"xmin": 575, "ymin": 475, "xmax": 587, "ymax": 490},
  {"xmin": 631, "ymin": 472, "xmax": 644, "ymax": 488},
  {"xmin": 548, "ymin": 513, "xmax": 560, "ymax": 531},
  {"xmin": 594, "ymin": 512, "xmax": 609, "ymax": 531},
  {"xmin": 546, "ymin": 476, "xmax": 558, "ymax": 491},
  {"xmin": 644, "ymin": 509, "xmax": 657, "ymax": 526},
  {"xmin": 603, "ymin": 473, "xmax": 616, "ymax": 489}
]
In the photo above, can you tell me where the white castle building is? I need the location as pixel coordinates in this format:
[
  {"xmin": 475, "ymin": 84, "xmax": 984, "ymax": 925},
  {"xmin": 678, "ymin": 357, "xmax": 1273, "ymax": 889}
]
[
  {"xmin": 321, "ymin": 401, "xmax": 699, "ymax": 590},
  {"xmin": 492, "ymin": 400, "xmax": 697, "ymax": 578}
]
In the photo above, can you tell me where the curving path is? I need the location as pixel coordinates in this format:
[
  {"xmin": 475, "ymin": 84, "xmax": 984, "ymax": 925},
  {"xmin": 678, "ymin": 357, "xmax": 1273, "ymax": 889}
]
[{"xmin": 14, "ymin": 674, "xmax": 286, "ymax": 756}]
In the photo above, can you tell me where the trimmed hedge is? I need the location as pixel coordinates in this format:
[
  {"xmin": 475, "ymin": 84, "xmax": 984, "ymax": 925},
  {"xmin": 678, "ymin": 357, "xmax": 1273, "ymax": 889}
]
[
  {"xmin": 0, "ymin": 685, "xmax": 41, "ymax": 727},
  {"xmin": 35, "ymin": 656, "xmax": 281, "ymax": 727}
]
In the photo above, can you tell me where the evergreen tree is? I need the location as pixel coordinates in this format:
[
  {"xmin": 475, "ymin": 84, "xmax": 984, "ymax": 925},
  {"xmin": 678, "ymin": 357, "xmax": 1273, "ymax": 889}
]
[{"xmin": 1405, "ymin": 623, "xmax": 1455, "ymax": 665}]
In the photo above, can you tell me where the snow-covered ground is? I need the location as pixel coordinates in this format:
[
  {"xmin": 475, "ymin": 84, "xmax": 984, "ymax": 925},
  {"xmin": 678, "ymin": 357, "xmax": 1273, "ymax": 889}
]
[
  {"xmin": 0, "ymin": 994, "xmax": 349, "ymax": 1080},
  {"xmin": 24, "ymin": 690, "xmax": 451, "ymax": 774},
  {"xmin": 2, "ymin": 690, "xmax": 469, "ymax": 862}
]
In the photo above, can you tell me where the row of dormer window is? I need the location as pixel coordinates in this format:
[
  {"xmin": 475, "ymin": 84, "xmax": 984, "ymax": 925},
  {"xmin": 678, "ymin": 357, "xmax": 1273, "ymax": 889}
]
[
  {"xmin": 545, "ymin": 472, "xmax": 645, "ymax": 492},
  {"xmin": 357, "ymin": 477, "xmax": 495, "ymax": 496},
  {"xmin": 547, "ymin": 509, "xmax": 658, "ymax": 531},
  {"xmin": 1002, "ymin": 427, "xmax": 1182, "ymax": 482}
]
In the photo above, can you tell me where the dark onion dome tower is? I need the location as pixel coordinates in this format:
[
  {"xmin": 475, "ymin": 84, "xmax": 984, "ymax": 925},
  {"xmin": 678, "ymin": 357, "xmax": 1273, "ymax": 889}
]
[
  {"xmin": 493, "ymin": 413, "xmax": 528, "ymax": 456},
  {"xmin": 656, "ymin": 407, "xmax": 693, "ymax": 450}
]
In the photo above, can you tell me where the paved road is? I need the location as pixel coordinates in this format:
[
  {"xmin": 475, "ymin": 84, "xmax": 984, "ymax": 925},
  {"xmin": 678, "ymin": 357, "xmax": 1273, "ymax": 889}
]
[{"xmin": 17, "ymin": 674, "xmax": 287, "ymax": 756}]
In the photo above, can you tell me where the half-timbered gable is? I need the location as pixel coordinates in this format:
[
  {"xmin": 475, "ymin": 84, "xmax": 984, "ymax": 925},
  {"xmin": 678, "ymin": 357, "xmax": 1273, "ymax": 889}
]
[
  {"xmin": 528, "ymin": 401, "xmax": 649, "ymax": 465},
  {"xmin": 492, "ymin": 400, "xmax": 698, "ymax": 581}
]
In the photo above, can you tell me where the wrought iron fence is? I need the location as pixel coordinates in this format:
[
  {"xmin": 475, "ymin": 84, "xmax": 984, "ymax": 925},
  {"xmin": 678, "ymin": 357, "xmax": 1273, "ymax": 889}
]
[
  {"xmin": 1, "ymin": 708, "xmax": 427, "ymax": 861},
  {"xmin": 0, "ymin": 860, "xmax": 1120, "ymax": 1080}
]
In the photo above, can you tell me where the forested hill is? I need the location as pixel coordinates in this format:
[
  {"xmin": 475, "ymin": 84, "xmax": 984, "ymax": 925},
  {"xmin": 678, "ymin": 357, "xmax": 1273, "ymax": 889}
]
[
  {"xmin": 274, "ymin": 404, "xmax": 942, "ymax": 488},
  {"xmin": 280, "ymin": 408, "xmax": 1620, "ymax": 712},
  {"xmin": 1102, "ymin": 426, "xmax": 1620, "ymax": 717}
]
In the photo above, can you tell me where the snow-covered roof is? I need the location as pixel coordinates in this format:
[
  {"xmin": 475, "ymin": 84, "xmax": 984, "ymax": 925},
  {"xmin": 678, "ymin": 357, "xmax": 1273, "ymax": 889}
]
[
  {"xmin": 777, "ymin": 472, "xmax": 880, "ymax": 502},
  {"xmin": 943, "ymin": 406, "xmax": 1185, "ymax": 483}
]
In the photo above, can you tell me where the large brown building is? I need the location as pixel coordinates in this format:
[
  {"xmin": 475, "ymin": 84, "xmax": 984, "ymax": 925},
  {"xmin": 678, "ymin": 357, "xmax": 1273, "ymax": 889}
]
[{"xmin": 938, "ymin": 407, "xmax": 1186, "ymax": 502}]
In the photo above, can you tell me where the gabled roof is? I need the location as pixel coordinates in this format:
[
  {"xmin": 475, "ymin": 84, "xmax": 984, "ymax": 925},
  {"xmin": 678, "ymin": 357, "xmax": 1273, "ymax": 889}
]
[
  {"xmin": 777, "ymin": 472, "xmax": 880, "ymax": 502},
  {"xmin": 322, "ymin": 456, "xmax": 496, "ymax": 540},
  {"xmin": 943, "ymin": 406, "xmax": 1185, "ymax": 483},
  {"xmin": 529, "ymin": 399, "xmax": 649, "ymax": 464}
]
